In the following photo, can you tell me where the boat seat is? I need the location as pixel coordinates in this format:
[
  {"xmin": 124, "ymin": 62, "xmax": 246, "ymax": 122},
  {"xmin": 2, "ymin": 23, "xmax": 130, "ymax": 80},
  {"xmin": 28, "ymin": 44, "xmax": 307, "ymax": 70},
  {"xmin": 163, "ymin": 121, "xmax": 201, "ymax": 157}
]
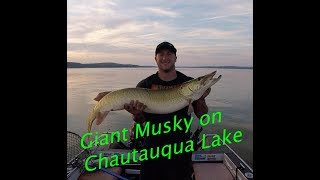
[
  {"xmin": 193, "ymin": 163, "xmax": 234, "ymax": 180},
  {"xmin": 78, "ymin": 167, "xmax": 123, "ymax": 180}
]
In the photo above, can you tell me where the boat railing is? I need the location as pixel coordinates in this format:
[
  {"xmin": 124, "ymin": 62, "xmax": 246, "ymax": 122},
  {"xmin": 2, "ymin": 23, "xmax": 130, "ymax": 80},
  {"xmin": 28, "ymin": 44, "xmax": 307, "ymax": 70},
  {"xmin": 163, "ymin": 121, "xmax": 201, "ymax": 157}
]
[{"xmin": 197, "ymin": 133, "xmax": 253, "ymax": 172}]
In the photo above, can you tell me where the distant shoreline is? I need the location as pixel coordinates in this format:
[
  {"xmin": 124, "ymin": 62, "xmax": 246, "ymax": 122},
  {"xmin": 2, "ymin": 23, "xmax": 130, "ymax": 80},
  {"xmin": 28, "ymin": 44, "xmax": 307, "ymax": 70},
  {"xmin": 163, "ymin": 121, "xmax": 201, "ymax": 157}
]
[{"xmin": 67, "ymin": 62, "xmax": 252, "ymax": 70}]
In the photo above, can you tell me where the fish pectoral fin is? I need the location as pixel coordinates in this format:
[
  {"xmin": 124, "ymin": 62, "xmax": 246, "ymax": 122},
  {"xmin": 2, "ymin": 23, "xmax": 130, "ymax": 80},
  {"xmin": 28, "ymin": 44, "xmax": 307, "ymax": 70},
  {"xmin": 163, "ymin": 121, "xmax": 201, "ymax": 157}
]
[
  {"xmin": 187, "ymin": 99, "xmax": 194, "ymax": 115},
  {"xmin": 96, "ymin": 111, "xmax": 109, "ymax": 125}
]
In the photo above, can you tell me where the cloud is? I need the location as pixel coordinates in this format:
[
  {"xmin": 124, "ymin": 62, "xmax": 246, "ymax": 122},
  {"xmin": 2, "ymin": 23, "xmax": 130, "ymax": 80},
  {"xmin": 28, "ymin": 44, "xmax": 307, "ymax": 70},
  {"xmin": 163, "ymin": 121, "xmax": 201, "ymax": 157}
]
[
  {"xmin": 201, "ymin": 12, "xmax": 252, "ymax": 21},
  {"xmin": 142, "ymin": 7, "xmax": 179, "ymax": 18},
  {"xmin": 67, "ymin": 0, "xmax": 253, "ymax": 66}
]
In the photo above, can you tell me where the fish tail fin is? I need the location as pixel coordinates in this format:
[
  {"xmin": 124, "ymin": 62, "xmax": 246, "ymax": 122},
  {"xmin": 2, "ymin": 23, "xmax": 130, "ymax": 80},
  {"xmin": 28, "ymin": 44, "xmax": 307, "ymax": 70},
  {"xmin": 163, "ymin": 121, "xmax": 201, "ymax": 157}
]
[
  {"xmin": 87, "ymin": 108, "xmax": 97, "ymax": 132},
  {"xmin": 96, "ymin": 111, "xmax": 110, "ymax": 125}
]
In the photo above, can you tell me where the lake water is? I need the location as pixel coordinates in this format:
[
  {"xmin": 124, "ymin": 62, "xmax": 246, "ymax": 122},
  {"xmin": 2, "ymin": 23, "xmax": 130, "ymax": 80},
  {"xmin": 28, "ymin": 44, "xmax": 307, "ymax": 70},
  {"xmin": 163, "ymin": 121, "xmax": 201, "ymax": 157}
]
[{"xmin": 67, "ymin": 67, "xmax": 253, "ymax": 167}]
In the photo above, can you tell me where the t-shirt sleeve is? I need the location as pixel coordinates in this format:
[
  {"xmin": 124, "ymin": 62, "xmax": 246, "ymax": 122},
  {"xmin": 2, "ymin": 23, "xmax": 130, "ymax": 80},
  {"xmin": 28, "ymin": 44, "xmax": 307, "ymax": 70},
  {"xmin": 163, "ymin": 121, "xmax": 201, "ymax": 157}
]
[
  {"xmin": 136, "ymin": 79, "xmax": 147, "ymax": 88},
  {"xmin": 185, "ymin": 76, "xmax": 194, "ymax": 82}
]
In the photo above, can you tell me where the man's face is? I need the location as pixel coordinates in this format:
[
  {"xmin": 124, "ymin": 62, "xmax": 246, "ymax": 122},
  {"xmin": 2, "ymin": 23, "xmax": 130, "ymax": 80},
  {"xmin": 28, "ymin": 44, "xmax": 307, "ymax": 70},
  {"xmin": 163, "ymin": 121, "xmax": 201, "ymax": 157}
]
[{"xmin": 155, "ymin": 49, "xmax": 177, "ymax": 73}]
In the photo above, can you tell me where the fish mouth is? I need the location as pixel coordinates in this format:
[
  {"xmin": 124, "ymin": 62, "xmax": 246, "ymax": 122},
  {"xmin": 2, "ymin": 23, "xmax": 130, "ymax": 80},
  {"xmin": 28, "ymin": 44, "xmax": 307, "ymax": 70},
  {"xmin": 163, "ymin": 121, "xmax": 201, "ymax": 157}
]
[
  {"xmin": 200, "ymin": 71, "xmax": 222, "ymax": 87},
  {"xmin": 201, "ymin": 71, "xmax": 216, "ymax": 84},
  {"xmin": 208, "ymin": 71, "xmax": 216, "ymax": 80}
]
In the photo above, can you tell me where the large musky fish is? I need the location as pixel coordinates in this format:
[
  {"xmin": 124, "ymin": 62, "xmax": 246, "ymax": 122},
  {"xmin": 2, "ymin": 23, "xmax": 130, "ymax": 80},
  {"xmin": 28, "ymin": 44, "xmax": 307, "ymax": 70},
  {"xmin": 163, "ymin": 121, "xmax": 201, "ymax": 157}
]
[{"xmin": 87, "ymin": 71, "xmax": 222, "ymax": 132}]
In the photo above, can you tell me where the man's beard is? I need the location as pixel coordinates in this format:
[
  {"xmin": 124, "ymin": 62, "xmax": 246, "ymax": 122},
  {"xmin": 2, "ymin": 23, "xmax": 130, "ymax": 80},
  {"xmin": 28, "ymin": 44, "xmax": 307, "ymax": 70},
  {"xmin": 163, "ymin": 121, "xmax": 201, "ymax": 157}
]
[
  {"xmin": 163, "ymin": 69, "xmax": 171, "ymax": 73},
  {"xmin": 162, "ymin": 64, "xmax": 175, "ymax": 73}
]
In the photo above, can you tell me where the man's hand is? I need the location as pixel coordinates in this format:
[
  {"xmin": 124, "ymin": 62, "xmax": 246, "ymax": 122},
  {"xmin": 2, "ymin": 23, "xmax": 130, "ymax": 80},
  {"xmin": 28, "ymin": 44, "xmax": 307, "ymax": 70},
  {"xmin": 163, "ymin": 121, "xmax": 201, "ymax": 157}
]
[
  {"xmin": 124, "ymin": 100, "xmax": 147, "ymax": 116},
  {"xmin": 201, "ymin": 88, "xmax": 211, "ymax": 99},
  {"xmin": 193, "ymin": 88, "xmax": 211, "ymax": 118},
  {"xmin": 125, "ymin": 100, "xmax": 147, "ymax": 123},
  {"xmin": 94, "ymin": 91, "xmax": 111, "ymax": 101}
]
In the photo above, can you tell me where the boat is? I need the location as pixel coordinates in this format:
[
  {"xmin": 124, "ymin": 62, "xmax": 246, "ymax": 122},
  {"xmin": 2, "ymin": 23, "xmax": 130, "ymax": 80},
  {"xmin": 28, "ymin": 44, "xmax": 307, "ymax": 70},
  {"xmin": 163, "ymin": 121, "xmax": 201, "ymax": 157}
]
[{"xmin": 67, "ymin": 128, "xmax": 253, "ymax": 180}]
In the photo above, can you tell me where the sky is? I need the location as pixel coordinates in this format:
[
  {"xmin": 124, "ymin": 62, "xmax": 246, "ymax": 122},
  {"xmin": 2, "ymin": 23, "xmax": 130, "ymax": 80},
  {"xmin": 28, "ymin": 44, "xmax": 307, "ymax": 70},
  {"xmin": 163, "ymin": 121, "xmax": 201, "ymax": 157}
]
[{"xmin": 67, "ymin": 0, "xmax": 253, "ymax": 67}]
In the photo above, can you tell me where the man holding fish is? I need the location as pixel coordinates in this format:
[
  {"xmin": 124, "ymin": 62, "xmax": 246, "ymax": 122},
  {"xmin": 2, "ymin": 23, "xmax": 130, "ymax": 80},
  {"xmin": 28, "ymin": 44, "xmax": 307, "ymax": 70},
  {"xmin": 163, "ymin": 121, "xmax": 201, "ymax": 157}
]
[{"xmin": 94, "ymin": 41, "xmax": 216, "ymax": 180}]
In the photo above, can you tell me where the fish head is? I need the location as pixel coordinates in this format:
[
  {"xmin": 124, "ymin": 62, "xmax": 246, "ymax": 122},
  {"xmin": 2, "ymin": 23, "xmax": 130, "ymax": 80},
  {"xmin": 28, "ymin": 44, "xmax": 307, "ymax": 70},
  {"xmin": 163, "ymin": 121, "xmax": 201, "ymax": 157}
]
[{"xmin": 179, "ymin": 71, "xmax": 222, "ymax": 100}]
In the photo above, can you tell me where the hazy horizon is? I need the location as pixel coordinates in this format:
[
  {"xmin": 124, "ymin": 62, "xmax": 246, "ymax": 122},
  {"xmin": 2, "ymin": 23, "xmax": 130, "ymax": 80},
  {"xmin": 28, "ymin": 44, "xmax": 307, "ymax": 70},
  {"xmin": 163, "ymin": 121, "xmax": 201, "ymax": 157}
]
[
  {"xmin": 67, "ymin": 61, "xmax": 253, "ymax": 68},
  {"xmin": 67, "ymin": 0, "xmax": 252, "ymax": 67}
]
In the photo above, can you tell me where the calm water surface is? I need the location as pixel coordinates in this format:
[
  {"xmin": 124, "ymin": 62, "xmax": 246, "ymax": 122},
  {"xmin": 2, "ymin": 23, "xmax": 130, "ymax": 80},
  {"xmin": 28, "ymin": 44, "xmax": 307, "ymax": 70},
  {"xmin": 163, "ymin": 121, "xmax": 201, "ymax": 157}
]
[{"xmin": 67, "ymin": 67, "xmax": 253, "ymax": 167}]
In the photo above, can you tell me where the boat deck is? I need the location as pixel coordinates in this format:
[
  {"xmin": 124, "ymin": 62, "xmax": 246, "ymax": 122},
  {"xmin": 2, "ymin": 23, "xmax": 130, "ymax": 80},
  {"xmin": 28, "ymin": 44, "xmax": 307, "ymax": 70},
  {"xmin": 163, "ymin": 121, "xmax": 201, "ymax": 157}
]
[
  {"xmin": 78, "ymin": 167, "xmax": 122, "ymax": 180},
  {"xmin": 67, "ymin": 132, "xmax": 253, "ymax": 180},
  {"xmin": 193, "ymin": 163, "xmax": 234, "ymax": 180}
]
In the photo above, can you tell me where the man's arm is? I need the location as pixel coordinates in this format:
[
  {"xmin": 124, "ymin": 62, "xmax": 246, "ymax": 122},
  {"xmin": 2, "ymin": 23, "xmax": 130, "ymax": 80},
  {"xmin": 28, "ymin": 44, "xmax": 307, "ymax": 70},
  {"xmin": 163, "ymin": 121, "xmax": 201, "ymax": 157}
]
[
  {"xmin": 124, "ymin": 100, "xmax": 146, "ymax": 124},
  {"xmin": 192, "ymin": 88, "xmax": 211, "ymax": 118},
  {"xmin": 126, "ymin": 79, "xmax": 149, "ymax": 123}
]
